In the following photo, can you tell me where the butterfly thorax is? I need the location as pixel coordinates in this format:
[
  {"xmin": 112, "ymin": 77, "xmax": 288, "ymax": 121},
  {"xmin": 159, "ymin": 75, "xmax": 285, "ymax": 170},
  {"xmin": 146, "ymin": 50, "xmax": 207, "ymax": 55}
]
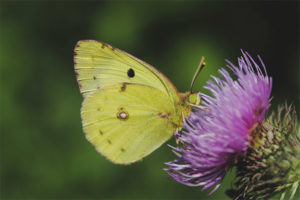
[{"xmin": 170, "ymin": 91, "xmax": 201, "ymax": 129}]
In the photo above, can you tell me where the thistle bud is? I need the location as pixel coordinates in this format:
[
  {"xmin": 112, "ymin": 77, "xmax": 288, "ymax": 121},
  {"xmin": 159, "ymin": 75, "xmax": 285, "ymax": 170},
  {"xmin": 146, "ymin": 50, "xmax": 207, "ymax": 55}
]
[{"xmin": 228, "ymin": 105, "xmax": 300, "ymax": 200}]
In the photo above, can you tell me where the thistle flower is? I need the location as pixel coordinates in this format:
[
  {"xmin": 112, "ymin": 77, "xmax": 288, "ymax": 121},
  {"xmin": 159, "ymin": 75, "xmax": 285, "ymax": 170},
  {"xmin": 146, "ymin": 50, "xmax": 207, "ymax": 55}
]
[
  {"xmin": 228, "ymin": 105, "xmax": 300, "ymax": 200},
  {"xmin": 165, "ymin": 51, "xmax": 272, "ymax": 194}
]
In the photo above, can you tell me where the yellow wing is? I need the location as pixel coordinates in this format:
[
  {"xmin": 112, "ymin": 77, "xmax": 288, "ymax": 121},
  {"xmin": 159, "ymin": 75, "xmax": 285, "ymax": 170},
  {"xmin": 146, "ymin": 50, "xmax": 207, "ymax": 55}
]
[
  {"xmin": 74, "ymin": 40, "xmax": 179, "ymax": 104},
  {"xmin": 81, "ymin": 83, "xmax": 180, "ymax": 164}
]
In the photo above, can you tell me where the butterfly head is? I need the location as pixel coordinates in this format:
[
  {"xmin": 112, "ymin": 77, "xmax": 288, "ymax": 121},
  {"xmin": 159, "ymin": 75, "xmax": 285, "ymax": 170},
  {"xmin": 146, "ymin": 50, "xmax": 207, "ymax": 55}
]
[
  {"xmin": 179, "ymin": 91, "xmax": 201, "ymax": 105},
  {"xmin": 188, "ymin": 91, "xmax": 201, "ymax": 105}
]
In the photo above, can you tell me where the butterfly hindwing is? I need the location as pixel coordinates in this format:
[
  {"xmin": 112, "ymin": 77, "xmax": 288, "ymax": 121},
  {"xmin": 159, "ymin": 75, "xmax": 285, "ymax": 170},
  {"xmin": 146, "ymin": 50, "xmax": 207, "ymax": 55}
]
[{"xmin": 81, "ymin": 83, "xmax": 178, "ymax": 164}]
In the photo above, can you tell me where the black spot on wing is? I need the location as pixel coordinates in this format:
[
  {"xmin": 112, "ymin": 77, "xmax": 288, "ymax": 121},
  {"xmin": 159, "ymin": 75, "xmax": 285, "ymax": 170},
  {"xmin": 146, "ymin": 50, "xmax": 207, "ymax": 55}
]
[
  {"xmin": 99, "ymin": 130, "xmax": 103, "ymax": 135},
  {"xmin": 127, "ymin": 68, "xmax": 135, "ymax": 78}
]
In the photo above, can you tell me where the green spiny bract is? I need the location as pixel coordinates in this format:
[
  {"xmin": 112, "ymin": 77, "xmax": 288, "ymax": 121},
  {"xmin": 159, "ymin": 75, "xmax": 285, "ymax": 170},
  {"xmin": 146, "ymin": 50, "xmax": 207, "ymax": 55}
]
[{"xmin": 228, "ymin": 105, "xmax": 300, "ymax": 200}]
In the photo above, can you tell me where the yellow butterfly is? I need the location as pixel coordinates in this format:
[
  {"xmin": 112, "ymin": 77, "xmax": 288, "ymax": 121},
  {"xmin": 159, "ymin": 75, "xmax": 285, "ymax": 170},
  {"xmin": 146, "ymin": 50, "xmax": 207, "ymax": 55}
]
[{"xmin": 74, "ymin": 40, "xmax": 205, "ymax": 164}]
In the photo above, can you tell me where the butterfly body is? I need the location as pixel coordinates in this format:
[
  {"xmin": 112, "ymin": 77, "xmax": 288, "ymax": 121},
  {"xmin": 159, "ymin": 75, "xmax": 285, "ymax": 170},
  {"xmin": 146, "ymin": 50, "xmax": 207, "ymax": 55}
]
[{"xmin": 74, "ymin": 40, "xmax": 200, "ymax": 164}]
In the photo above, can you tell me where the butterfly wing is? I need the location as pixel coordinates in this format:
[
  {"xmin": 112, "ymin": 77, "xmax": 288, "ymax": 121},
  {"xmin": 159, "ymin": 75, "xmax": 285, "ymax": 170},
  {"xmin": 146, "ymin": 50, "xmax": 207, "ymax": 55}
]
[
  {"xmin": 74, "ymin": 40, "xmax": 179, "ymax": 104},
  {"xmin": 81, "ymin": 83, "xmax": 179, "ymax": 164}
]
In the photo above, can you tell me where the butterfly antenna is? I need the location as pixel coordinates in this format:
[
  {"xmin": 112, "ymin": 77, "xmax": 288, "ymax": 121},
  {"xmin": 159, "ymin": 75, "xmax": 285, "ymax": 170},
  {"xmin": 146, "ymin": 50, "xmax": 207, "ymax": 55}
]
[{"xmin": 190, "ymin": 56, "xmax": 206, "ymax": 92}]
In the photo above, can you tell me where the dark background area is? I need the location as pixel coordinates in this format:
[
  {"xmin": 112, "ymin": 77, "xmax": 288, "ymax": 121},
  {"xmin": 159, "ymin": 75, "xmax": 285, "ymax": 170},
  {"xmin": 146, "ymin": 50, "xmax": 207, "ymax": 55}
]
[{"xmin": 0, "ymin": 1, "xmax": 299, "ymax": 199}]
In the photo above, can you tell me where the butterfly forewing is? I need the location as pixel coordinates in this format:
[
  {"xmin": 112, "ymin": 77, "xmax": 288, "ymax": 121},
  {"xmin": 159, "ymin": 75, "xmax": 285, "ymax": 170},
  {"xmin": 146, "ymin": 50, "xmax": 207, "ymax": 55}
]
[{"xmin": 74, "ymin": 40, "xmax": 179, "ymax": 105}]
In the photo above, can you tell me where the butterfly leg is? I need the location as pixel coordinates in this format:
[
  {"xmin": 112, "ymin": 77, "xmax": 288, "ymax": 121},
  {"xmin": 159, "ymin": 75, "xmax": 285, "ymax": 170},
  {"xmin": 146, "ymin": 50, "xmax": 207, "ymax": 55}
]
[
  {"xmin": 190, "ymin": 104, "xmax": 209, "ymax": 111},
  {"xmin": 181, "ymin": 110, "xmax": 186, "ymax": 124},
  {"xmin": 174, "ymin": 129, "xmax": 180, "ymax": 145},
  {"xmin": 172, "ymin": 110, "xmax": 188, "ymax": 148},
  {"xmin": 173, "ymin": 129, "xmax": 187, "ymax": 148}
]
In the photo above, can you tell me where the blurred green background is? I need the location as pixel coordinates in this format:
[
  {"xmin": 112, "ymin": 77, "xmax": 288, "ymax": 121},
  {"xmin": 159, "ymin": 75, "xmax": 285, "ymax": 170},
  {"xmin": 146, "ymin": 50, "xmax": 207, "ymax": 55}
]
[{"xmin": 0, "ymin": 1, "xmax": 299, "ymax": 199}]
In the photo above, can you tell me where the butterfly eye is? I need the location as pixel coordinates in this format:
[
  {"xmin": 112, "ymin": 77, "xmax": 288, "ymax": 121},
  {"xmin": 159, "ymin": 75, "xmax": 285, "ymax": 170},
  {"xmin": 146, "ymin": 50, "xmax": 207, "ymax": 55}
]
[{"xmin": 127, "ymin": 68, "xmax": 135, "ymax": 78}]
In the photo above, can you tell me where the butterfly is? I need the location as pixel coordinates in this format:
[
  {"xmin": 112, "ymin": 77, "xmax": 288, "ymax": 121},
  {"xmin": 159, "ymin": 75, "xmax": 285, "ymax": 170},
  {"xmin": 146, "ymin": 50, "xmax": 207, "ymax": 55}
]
[{"xmin": 74, "ymin": 40, "xmax": 205, "ymax": 164}]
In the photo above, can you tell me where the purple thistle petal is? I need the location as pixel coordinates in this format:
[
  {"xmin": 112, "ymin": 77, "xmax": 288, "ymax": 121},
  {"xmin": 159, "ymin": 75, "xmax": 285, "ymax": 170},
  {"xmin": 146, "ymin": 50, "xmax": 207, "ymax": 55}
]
[{"xmin": 165, "ymin": 51, "xmax": 272, "ymax": 194}]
